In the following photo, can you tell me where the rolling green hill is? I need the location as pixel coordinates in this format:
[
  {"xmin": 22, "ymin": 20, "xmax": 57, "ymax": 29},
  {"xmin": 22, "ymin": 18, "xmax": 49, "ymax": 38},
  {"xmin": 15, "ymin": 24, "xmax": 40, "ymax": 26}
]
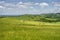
[
  {"xmin": 1, "ymin": 13, "xmax": 60, "ymax": 22},
  {"xmin": 0, "ymin": 13, "xmax": 60, "ymax": 40}
]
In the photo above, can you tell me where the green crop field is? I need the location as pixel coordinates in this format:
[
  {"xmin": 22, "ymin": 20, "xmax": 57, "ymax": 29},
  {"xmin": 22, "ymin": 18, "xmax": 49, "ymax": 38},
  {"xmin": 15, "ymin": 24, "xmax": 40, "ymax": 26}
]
[{"xmin": 0, "ymin": 17, "xmax": 60, "ymax": 40}]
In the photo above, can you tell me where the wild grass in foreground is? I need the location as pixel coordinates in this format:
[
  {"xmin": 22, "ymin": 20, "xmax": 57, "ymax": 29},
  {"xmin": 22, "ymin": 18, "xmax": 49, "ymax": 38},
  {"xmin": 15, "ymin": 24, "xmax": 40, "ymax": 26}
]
[{"xmin": 0, "ymin": 18, "xmax": 60, "ymax": 40}]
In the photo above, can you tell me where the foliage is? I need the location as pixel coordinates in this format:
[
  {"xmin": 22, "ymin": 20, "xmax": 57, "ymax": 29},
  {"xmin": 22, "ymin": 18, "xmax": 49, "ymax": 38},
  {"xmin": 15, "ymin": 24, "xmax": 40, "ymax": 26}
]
[{"xmin": 0, "ymin": 13, "xmax": 60, "ymax": 40}]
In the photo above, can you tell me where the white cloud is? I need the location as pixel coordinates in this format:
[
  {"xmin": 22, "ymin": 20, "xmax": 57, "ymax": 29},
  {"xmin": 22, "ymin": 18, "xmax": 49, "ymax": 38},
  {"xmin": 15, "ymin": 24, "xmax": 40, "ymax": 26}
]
[
  {"xmin": 0, "ymin": 1, "xmax": 16, "ymax": 9},
  {"xmin": 0, "ymin": 1, "xmax": 57, "ymax": 15},
  {"xmin": 39, "ymin": 2, "xmax": 48, "ymax": 7},
  {"xmin": 17, "ymin": 2, "xmax": 34, "ymax": 8},
  {"xmin": 0, "ymin": 1, "xmax": 5, "ymax": 4},
  {"xmin": 0, "ymin": 6, "xmax": 5, "ymax": 8},
  {"xmin": 35, "ymin": 3, "xmax": 39, "ymax": 5},
  {"xmin": 53, "ymin": 2, "xmax": 60, "ymax": 6},
  {"xmin": 0, "ymin": 1, "xmax": 49, "ymax": 9},
  {"xmin": 18, "ymin": 5, "xmax": 27, "ymax": 8},
  {"xmin": 30, "ymin": 7, "xmax": 34, "ymax": 8},
  {"xmin": 18, "ymin": 2, "xmax": 23, "ymax": 4}
]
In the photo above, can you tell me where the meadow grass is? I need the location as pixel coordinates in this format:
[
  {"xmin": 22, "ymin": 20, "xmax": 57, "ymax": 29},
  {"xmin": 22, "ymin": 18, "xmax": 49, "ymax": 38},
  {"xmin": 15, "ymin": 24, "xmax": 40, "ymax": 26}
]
[{"xmin": 0, "ymin": 18, "xmax": 60, "ymax": 40}]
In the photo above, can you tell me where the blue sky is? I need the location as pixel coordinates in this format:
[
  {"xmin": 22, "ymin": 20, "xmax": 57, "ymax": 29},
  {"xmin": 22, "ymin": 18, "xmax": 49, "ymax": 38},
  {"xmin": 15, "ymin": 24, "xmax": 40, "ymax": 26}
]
[{"xmin": 0, "ymin": 0, "xmax": 60, "ymax": 15}]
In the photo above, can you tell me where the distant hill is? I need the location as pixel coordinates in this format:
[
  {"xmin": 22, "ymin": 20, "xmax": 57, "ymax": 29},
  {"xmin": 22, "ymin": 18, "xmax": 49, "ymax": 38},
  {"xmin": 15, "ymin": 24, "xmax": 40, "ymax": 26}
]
[{"xmin": 0, "ymin": 13, "xmax": 60, "ymax": 22}]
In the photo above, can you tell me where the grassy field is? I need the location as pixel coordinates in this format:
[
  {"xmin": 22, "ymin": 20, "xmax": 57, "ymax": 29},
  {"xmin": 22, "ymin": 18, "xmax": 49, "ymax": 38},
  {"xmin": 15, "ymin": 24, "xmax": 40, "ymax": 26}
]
[{"xmin": 0, "ymin": 18, "xmax": 60, "ymax": 40}]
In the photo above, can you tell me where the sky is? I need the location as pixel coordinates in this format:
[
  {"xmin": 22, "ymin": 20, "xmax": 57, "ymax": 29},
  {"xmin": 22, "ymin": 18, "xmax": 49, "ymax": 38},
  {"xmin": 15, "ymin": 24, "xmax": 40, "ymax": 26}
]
[{"xmin": 0, "ymin": 0, "xmax": 60, "ymax": 15}]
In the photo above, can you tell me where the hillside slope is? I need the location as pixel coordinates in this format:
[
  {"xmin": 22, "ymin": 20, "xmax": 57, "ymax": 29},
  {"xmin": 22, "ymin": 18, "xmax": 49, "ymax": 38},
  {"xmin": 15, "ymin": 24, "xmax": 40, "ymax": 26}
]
[
  {"xmin": 2, "ymin": 13, "xmax": 59, "ymax": 22},
  {"xmin": 0, "ymin": 17, "xmax": 60, "ymax": 40}
]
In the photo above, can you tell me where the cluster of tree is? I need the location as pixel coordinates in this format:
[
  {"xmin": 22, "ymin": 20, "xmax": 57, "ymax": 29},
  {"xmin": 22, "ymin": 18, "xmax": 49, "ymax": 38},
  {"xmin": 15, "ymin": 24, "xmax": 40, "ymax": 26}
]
[
  {"xmin": 18, "ymin": 13, "xmax": 60, "ymax": 22},
  {"xmin": 0, "ymin": 13, "xmax": 60, "ymax": 22}
]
